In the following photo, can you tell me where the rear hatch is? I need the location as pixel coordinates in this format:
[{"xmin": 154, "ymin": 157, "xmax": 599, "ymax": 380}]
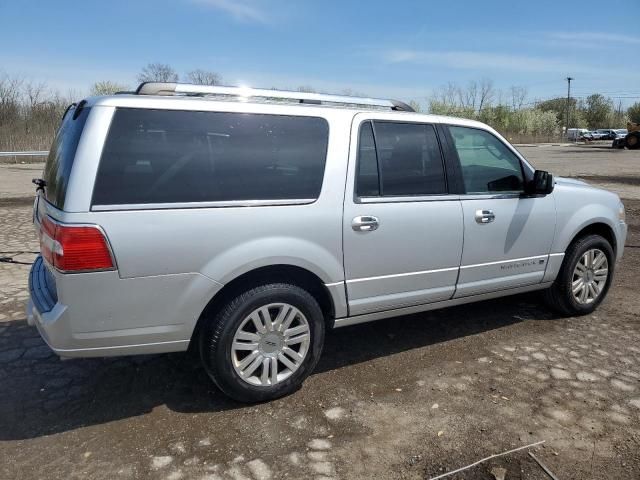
[
  {"xmin": 33, "ymin": 101, "xmax": 90, "ymax": 253},
  {"xmin": 31, "ymin": 102, "xmax": 116, "ymax": 312},
  {"xmin": 31, "ymin": 103, "xmax": 90, "ymax": 312}
]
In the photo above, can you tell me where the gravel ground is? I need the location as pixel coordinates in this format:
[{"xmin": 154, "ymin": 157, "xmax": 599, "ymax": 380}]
[{"xmin": 1, "ymin": 145, "xmax": 639, "ymax": 480}]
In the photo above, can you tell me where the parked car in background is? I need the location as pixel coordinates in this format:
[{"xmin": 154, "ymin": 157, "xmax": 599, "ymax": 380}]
[
  {"xmin": 586, "ymin": 131, "xmax": 607, "ymax": 140},
  {"xmin": 582, "ymin": 131, "xmax": 594, "ymax": 141},
  {"xmin": 567, "ymin": 128, "xmax": 589, "ymax": 141},
  {"xmin": 27, "ymin": 83, "xmax": 628, "ymax": 402},
  {"xmin": 596, "ymin": 129, "xmax": 618, "ymax": 141}
]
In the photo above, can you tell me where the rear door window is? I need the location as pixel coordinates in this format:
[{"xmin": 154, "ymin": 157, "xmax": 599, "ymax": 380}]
[
  {"xmin": 355, "ymin": 121, "xmax": 447, "ymax": 198},
  {"xmin": 92, "ymin": 109, "xmax": 329, "ymax": 206},
  {"xmin": 43, "ymin": 105, "xmax": 91, "ymax": 208},
  {"xmin": 374, "ymin": 122, "xmax": 446, "ymax": 196}
]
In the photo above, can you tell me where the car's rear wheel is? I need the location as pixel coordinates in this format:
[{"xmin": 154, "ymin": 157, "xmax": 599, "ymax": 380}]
[
  {"xmin": 544, "ymin": 234, "xmax": 614, "ymax": 316},
  {"xmin": 200, "ymin": 283, "xmax": 325, "ymax": 402}
]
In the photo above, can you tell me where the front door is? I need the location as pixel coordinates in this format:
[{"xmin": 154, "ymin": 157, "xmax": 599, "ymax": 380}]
[
  {"xmin": 444, "ymin": 125, "xmax": 556, "ymax": 297},
  {"xmin": 342, "ymin": 117, "xmax": 464, "ymax": 316}
]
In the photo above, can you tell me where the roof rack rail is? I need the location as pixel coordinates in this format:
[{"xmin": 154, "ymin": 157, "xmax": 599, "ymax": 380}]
[{"xmin": 134, "ymin": 82, "xmax": 415, "ymax": 112}]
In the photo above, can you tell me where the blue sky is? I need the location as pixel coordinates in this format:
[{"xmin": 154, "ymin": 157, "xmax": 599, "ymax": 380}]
[{"xmin": 1, "ymin": 0, "xmax": 639, "ymax": 107}]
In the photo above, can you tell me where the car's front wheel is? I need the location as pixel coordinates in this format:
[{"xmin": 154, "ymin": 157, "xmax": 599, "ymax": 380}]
[
  {"xmin": 200, "ymin": 283, "xmax": 325, "ymax": 402},
  {"xmin": 544, "ymin": 234, "xmax": 614, "ymax": 316}
]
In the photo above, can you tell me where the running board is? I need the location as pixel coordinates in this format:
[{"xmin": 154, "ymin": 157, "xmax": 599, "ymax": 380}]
[{"xmin": 333, "ymin": 282, "xmax": 552, "ymax": 328}]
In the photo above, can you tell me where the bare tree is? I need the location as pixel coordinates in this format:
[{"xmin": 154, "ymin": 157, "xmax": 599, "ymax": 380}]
[
  {"xmin": 0, "ymin": 74, "xmax": 72, "ymax": 151},
  {"xmin": 458, "ymin": 81, "xmax": 478, "ymax": 110},
  {"xmin": 90, "ymin": 81, "xmax": 129, "ymax": 95},
  {"xmin": 509, "ymin": 86, "xmax": 528, "ymax": 110},
  {"xmin": 297, "ymin": 85, "xmax": 316, "ymax": 93},
  {"xmin": 477, "ymin": 78, "xmax": 494, "ymax": 113},
  {"xmin": 186, "ymin": 69, "xmax": 222, "ymax": 86},
  {"xmin": 433, "ymin": 82, "xmax": 458, "ymax": 107},
  {"xmin": 24, "ymin": 81, "xmax": 47, "ymax": 108},
  {"xmin": 0, "ymin": 73, "xmax": 23, "ymax": 127},
  {"xmin": 137, "ymin": 63, "xmax": 179, "ymax": 83}
]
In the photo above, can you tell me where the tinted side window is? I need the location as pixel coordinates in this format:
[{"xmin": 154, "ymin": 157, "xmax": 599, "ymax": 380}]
[
  {"xmin": 356, "ymin": 122, "xmax": 380, "ymax": 197},
  {"xmin": 373, "ymin": 122, "xmax": 446, "ymax": 196},
  {"xmin": 93, "ymin": 109, "xmax": 329, "ymax": 205},
  {"xmin": 449, "ymin": 126, "xmax": 524, "ymax": 194},
  {"xmin": 43, "ymin": 105, "xmax": 91, "ymax": 208}
]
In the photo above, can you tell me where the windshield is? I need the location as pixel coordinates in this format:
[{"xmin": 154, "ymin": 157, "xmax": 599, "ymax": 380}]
[{"xmin": 42, "ymin": 105, "xmax": 91, "ymax": 208}]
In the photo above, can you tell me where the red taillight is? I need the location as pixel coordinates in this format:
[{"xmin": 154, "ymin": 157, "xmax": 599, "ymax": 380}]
[
  {"xmin": 39, "ymin": 215, "xmax": 58, "ymax": 266},
  {"xmin": 39, "ymin": 216, "xmax": 114, "ymax": 272}
]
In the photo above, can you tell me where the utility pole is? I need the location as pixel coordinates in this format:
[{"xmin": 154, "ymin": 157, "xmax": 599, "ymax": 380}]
[{"xmin": 565, "ymin": 77, "xmax": 573, "ymax": 139}]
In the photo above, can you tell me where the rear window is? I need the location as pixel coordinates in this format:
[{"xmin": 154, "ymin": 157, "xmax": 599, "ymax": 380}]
[
  {"xmin": 355, "ymin": 121, "xmax": 447, "ymax": 198},
  {"xmin": 92, "ymin": 108, "xmax": 329, "ymax": 206},
  {"xmin": 43, "ymin": 105, "xmax": 91, "ymax": 208},
  {"xmin": 374, "ymin": 122, "xmax": 447, "ymax": 196}
]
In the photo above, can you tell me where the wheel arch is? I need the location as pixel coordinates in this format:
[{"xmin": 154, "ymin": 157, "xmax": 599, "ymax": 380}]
[
  {"xmin": 566, "ymin": 221, "xmax": 617, "ymax": 256},
  {"xmin": 189, "ymin": 264, "xmax": 339, "ymax": 351}
]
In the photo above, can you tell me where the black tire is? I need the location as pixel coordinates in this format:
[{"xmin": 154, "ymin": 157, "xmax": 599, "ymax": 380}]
[
  {"xmin": 626, "ymin": 133, "xmax": 640, "ymax": 150},
  {"xmin": 199, "ymin": 283, "xmax": 325, "ymax": 403},
  {"xmin": 544, "ymin": 234, "xmax": 614, "ymax": 316}
]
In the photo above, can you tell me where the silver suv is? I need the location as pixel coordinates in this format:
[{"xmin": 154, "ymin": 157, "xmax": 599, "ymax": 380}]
[{"xmin": 28, "ymin": 83, "xmax": 627, "ymax": 402}]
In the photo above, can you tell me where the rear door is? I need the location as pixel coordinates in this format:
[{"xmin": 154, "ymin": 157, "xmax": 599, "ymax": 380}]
[
  {"xmin": 342, "ymin": 116, "xmax": 463, "ymax": 316},
  {"xmin": 443, "ymin": 125, "xmax": 555, "ymax": 297}
]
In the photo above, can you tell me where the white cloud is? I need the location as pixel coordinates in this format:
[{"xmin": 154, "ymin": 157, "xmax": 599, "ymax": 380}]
[
  {"xmin": 383, "ymin": 49, "xmax": 594, "ymax": 74},
  {"xmin": 191, "ymin": 0, "xmax": 269, "ymax": 24},
  {"xmin": 546, "ymin": 31, "xmax": 640, "ymax": 46}
]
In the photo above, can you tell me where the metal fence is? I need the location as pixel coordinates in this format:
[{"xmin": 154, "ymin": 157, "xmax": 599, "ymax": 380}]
[{"xmin": 0, "ymin": 151, "xmax": 48, "ymax": 163}]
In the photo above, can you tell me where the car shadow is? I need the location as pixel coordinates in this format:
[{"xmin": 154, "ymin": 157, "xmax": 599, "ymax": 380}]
[{"xmin": 0, "ymin": 292, "xmax": 555, "ymax": 441}]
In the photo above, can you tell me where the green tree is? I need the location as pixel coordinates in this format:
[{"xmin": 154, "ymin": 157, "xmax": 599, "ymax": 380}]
[
  {"xmin": 477, "ymin": 104, "xmax": 510, "ymax": 132},
  {"xmin": 583, "ymin": 94, "xmax": 613, "ymax": 129},
  {"xmin": 427, "ymin": 100, "xmax": 475, "ymax": 119},
  {"xmin": 408, "ymin": 100, "xmax": 422, "ymax": 112},
  {"xmin": 536, "ymin": 97, "xmax": 578, "ymax": 127},
  {"xmin": 90, "ymin": 81, "xmax": 128, "ymax": 95},
  {"xmin": 628, "ymin": 102, "xmax": 640, "ymax": 123}
]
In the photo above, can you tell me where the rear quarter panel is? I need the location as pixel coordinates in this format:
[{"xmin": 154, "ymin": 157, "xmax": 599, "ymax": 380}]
[{"xmin": 56, "ymin": 103, "xmax": 352, "ymax": 321}]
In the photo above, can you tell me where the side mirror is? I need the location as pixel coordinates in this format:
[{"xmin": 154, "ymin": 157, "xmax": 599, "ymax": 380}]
[{"xmin": 527, "ymin": 170, "xmax": 554, "ymax": 195}]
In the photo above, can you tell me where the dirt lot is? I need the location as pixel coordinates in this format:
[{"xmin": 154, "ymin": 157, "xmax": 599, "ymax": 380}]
[{"xmin": 1, "ymin": 145, "xmax": 639, "ymax": 480}]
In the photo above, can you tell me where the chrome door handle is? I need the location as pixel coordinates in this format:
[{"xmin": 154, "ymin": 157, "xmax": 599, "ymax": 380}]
[
  {"xmin": 475, "ymin": 209, "xmax": 495, "ymax": 224},
  {"xmin": 352, "ymin": 215, "xmax": 379, "ymax": 232}
]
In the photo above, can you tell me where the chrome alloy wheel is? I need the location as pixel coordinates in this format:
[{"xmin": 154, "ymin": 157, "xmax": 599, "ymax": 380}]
[
  {"xmin": 572, "ymin": 248, "xmax": 608, "ymax": 305},
  {"xmin": 231, "ymin": 303, "xmax": 311, "ymax": 387}
]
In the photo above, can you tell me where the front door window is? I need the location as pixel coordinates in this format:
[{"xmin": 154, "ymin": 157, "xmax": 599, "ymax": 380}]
[{"xmin": 449, "ymin": 126, "xmax": 524, "ymax": 194}]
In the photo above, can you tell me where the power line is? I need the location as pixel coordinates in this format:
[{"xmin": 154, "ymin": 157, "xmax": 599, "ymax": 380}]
[{"xmin": 571, "ymin": 90, "xmax": 640, "ymax": 95}]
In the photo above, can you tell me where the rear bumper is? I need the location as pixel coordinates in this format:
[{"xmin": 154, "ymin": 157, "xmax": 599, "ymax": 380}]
[{"xmin": 27, "ymin": 255, "xmax": 222, "ymax": 358}]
